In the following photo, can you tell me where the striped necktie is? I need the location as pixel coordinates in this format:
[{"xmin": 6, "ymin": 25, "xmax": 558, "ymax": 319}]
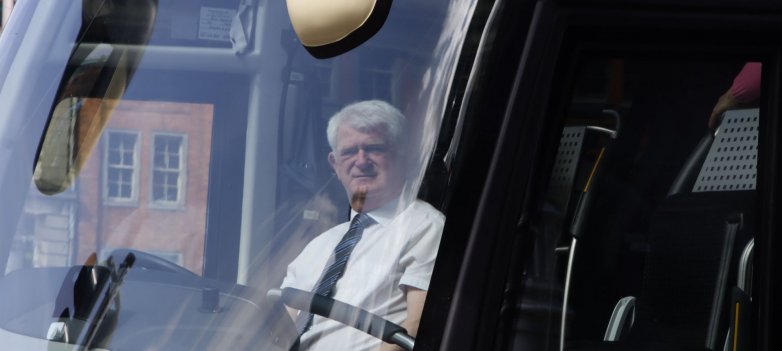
[{"xmin": 297, "ymin": 212, "xmax": 374, "ymax": 334}]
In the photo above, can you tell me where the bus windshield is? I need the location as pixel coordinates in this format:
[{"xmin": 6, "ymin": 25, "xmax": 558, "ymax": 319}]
[{"xmin": 0, "ymin": 0, "xmax": 480, "ymax": 349}]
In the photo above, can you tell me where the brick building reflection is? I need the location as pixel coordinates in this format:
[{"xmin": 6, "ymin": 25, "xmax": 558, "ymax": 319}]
[{"xmin": 13, "ymin": 100, "xmax": 213, "ymax": 275}]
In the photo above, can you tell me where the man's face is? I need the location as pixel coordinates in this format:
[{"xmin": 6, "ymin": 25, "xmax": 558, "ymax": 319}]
[{"xmin": 328, "ymin": 125, "xmax": 404, "ymax": 212}]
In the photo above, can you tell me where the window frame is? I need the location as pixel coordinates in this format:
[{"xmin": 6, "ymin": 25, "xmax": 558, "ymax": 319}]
[
  {"xmin": 103, "ymin": 129, "xmax": 141, "ymax": 206},
  {"xmin": 149, "ymin": 131, "xmax": 188, "ymax": 210}
]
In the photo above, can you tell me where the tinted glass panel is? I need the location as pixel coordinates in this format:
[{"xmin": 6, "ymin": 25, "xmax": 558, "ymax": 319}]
[{"xmin": 498, "ymin": 58, "xmax": 760, "ymax": 351}]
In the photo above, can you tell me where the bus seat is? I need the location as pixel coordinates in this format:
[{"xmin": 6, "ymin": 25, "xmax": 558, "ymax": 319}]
[{"xmin": 599, "ymin": 108, "xmax": 758, "ymax": 350}]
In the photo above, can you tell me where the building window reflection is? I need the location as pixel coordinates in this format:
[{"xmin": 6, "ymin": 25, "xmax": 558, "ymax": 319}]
[
  {"xmin": 104, "ymin": 130, "xmax": 140, "ymax": 204},
  {"xmin": 151, "ymin": 133, "xmax": 186, "ymax": 207}
]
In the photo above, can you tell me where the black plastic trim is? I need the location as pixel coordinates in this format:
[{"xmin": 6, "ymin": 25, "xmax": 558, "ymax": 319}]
[{"xmin": 302, "ymin": 0, "xmax": 393, "ymax": 59}]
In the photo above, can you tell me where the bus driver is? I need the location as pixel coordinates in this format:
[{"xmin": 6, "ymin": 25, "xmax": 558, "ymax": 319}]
[{"xmin": 281, "ymin": 100, "xmax": 444, "ymax": 350}]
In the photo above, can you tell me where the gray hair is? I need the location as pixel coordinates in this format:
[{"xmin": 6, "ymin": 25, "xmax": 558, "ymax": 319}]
[{"xmin": 327, "ymin": 100, "xmax": 407, "ymax": 151}]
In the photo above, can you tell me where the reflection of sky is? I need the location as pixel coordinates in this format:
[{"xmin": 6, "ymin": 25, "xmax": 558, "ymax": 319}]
[
  {"xmin": 410, "ymin": 0, "xmax": 479, "ymax": 195},
  {"xmin": 0, "ymin": 1, "xmax": 86, "ymax": 248},
  {"xmin": 0, "ymin": 1, "xmax": 82, "ymax": 146},
  {"xmin": 441, "ymin": 0, "xmax": 488, "ymax": 167}
]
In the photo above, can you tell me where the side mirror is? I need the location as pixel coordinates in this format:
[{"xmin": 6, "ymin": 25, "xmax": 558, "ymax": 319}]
[
  {"xmin": 286, "ymin": 0, "xmax": 392, "ymax": 59},
  {"xmin": 33, "ymin": 0, "xmax": 157, "ymax": 195}
]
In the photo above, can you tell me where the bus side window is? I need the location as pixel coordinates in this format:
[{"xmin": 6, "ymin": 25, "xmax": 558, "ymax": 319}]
[{"xmin": 497, "ymin": 58, "xmax": 759, "ymax": 351}]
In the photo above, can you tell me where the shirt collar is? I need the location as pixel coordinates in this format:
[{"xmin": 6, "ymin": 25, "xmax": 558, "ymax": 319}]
[{"xmin": 350, "ymin": 195, "xmax": 410, "ymax": 227}]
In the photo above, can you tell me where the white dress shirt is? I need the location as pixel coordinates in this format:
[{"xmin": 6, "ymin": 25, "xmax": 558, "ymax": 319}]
[{"xmin": 281, "ymin": 197, "xmax": 444, "ymax": 351}]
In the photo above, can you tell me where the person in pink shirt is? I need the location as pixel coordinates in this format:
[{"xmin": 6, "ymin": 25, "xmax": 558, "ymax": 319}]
[{"xmin": 709, "ymin": 62, "xmax": 761, "ymax": 128}]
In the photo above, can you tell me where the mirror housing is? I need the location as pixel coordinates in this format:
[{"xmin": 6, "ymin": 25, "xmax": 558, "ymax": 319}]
[
  {"xmin": 33, "ymin": 0, "xmax": 157, "ymax": 195},
  {"xmin": 286, "ymin": 0, "xmax": 392, "ymax": 58}
]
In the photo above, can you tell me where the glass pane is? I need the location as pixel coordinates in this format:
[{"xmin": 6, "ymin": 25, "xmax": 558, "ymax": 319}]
[
  {"xmin": 107, "ymin": 168, "xmax": 119, "ymax": 181},
  {"xmin": 166, "ymin": 173, "xmax": 178, "ymax": 187},
  {"xmin": 497, "ymin": 59, "xmax": 760, "ymax": 351},
  {"xmin": 166, "ymin": 187, "xmax": 178, "ymax": 201},
  {"xmin": 108, "ymin": 182, "xmax": 119, "ymax": 198},
  {"xmin": 108, "ymin": 149, "xmax": 120, "ymax": 164},
  {"xmin": 0, "ymin": 0, "xmax": 480, "ymax": 349},
  {"xmin": 121, "ymin": 150, "xmax": 134, "ymax": 166},
  {"xmin": 120, "ymin": 183, "xmax": 131, "ymax": 198},
  {"xmin": 120, "ymin": 169, "xmax": 132, "ymax": 184},
  {"xmin": 169, "ymin": 154, "xmax": 180, "ymax": 169},
  {"xmin": 154, "ymin": 153, "xmax": 165, "ymax": 167},
  {"xmin": 153, "ymin": 183, "xmax": 164, "ymax": 201}
]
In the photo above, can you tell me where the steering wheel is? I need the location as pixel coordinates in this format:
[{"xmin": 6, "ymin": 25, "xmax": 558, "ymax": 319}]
[
  {"xmin": 273, "ymin": 287, "xmax": 415, "ymax": 351},
  {"xmin": 108, "ymin": 248, "xmax": 197, "ymax": 277}
]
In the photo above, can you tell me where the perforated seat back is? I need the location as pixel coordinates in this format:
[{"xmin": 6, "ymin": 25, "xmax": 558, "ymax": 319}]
[
  {"xmin": 548, "ymin": 126, "xmax": 586, "ymax": 212},
  {"xmin": 693, "ymin": 109, "xmax": 759, "ymax": 193}
]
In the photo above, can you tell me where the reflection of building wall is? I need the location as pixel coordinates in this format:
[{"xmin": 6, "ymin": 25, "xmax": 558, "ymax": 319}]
[
  {"xmin": 77, "ymin": 100, "xmax": 213, "ymax": 274},
  {"xmin": 20, "ymin": 188, "xmax": 77, "ymax": 268}
]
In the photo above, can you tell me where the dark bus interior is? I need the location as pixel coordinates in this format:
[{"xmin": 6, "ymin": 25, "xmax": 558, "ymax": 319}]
[{"xmin": 500, "ymin": 57, "xmax": 759, "ymax": 350}]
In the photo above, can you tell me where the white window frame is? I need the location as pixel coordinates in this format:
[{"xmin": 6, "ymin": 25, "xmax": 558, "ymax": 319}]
[
  {"xmin": 103, "ymin": 129, "xmax": 140, "ymax": 206},
  {"xmin": 149, "ymin": 132, "xmax": 187, "ymax": 209}
]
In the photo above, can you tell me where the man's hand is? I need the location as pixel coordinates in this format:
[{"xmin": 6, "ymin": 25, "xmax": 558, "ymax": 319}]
[
  {"xmin": 709, "ymin": 89, "xmax": 738, "ymax": 129},
  {"xmin": 379, "ymin": 288, "xmax": 427, "ymax": 351}
]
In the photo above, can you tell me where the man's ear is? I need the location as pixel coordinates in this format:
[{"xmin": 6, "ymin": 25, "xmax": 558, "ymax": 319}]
[{"xmin": 328, "ymin": 152, "xmax": 336, "ymax": 169}]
